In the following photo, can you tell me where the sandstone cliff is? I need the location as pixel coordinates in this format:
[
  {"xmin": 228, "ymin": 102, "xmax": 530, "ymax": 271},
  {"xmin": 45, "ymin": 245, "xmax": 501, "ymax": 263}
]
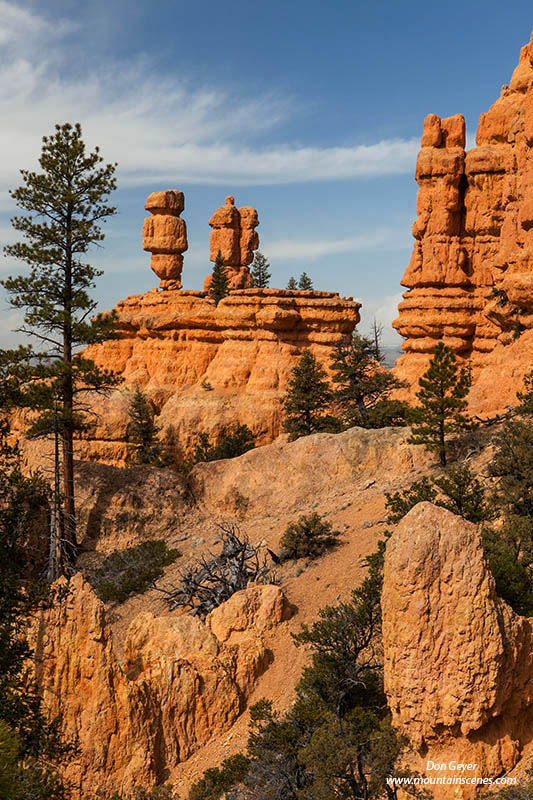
[
  {"xmin": 82, "ymin": 289, "xmax": 359, "ymax": 464},
  {"xmin": 394, "ymin": 33, "xmax": 533, "ymax": 413},
  {"xmin": 382, "ymin": 502, "xmax": 533, "ymax": 797},
  {"xmin": 32, "ymin": 574, "xmax": 290, "ymax": 799}
]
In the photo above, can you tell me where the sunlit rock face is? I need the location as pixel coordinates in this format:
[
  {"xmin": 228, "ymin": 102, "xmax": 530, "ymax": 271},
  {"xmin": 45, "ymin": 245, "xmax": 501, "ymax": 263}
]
[{"xmin": 394, "ymin": 34, "xmax": 533, "ymax": 414}]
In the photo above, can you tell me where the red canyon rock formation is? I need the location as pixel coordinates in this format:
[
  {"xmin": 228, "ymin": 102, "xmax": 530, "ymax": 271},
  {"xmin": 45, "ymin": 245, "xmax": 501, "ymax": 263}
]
[
  {"xmin": 32, "ymin": 574, "xmax": 289, "ymax": 799},
  {"xmin": 142, "ymin": 190, "xmax": 188, "ymax": 290},
  {"xmin": 382, "ymin": 502, "xmax": 533, "ymax": 798},
  {"xmin": 82, "ymin": 289, "xmax": 360, "ymax": 464},
  {"xmin": 204, "ymin": 196, "xmax": 259, "ymax": 291},
  {"xmin": 394, "ymin": 34, "xmax": 533, "ymax": 413}
]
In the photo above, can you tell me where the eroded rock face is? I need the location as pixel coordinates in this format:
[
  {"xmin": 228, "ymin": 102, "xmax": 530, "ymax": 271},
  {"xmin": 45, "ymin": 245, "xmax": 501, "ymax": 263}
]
[
  {"xmin": 382, "ymin": 502, "xmax": 533, "ymax": 797},
  {"xmin": 204, "ymin": 196, "xmax": 259, "ymax": 291},
  {"xmin": 32, "ymin": 574, "xmax": 289, "ymax": 799},
  {"xmin": 142, "ymin": 190, "xmax": 188, "ymax": 290},
  {"xmin": 394, "ymin": 34, "xmax": 533, "ymax": 411},
  {"xmin": 81, "ymin": 289, "xmax": 360, "ymax": 464}
]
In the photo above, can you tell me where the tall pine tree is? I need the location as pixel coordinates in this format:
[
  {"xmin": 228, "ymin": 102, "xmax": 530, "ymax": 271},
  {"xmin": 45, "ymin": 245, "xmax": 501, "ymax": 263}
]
[
  {"xmin": 283, "ymin": 350, "xmax": 337, "ymax": 440},
  {"xmin": 409, "ymin": 341, "xmax": 473, "ymax": 467},
  {"xmin": 127, "ymin": 388, "xmax": 161, "ymax": 464},
  {"xmin": 210, "ymin": 250, "xmax": 229, "ymax": 305},
  {"xmin": 250, "ymin": 251, "xmax": 271, "ymax": 288},
  {"xmin": 2, "ymin": 122, "xmax": 119, "ymax": 572}
]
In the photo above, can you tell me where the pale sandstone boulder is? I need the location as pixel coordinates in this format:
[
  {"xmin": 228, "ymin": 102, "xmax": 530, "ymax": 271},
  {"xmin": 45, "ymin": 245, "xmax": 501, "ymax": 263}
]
[
  {"xmin": 32, "ymin": 573, "xmax": 288, "ymax": 799},
  {"xmin": 383, "ymin": 502, "xmax": 533, "ymax": 798}
]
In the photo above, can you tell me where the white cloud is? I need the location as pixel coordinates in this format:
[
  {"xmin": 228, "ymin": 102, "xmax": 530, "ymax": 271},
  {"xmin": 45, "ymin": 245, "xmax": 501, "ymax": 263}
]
[
  {"xmin": 0, "ymin": 2, "xmax": 418, "ymax": 199},
  {"xmin": 263, "ymin": 228, "xmax": 411, "ymax": 261},
  {"xmin": 357, "ymin": 293, "xmax": 405, "ymax": 347}
]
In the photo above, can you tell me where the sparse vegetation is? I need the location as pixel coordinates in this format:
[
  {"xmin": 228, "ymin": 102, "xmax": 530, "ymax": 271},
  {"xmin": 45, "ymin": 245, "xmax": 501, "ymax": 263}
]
[
  {"xmin": 280, "ymin": 513, "xmax": 342, "ymax": 560},
  {"xmin": 87, "ymin": 540, "xmax": 181, "ymax": 603},
  {"xmin": 155, "ymin": 524, "xmax": 275, "ymax": 618}
]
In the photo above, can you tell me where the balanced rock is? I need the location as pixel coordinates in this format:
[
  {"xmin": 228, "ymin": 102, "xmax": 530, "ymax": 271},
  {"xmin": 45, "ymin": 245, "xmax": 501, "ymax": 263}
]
[
  {"xmin": 142, "ymin": 190, "xmax": 188, "ymax": 290},
  {"xmin": 393, "ymin": 34, "xmax": 533, "ymax": 413},
  {"xmin": 204, "ymin": 196, "xmax": 259, "ymax": 291},
  {"xmin": 382, "ymin": 502, "xmax": 533, "ymax": 798}
]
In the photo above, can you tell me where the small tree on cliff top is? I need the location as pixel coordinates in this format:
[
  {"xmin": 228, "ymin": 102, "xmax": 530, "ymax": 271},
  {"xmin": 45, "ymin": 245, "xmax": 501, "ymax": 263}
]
[
  {"xmin": 2, "ymin": 122, "xmax": 119, "ymax": 573},
  {"xmin": 250, "ymin": 251, "xmax": 271, "ymax": 289},
  {"xmin": 408, "ymin": 341, "xmax": 473, "ymax": 467},
  {"xmin": 210, "ymin": 250, "xmax": 229, "ymax": 305}
]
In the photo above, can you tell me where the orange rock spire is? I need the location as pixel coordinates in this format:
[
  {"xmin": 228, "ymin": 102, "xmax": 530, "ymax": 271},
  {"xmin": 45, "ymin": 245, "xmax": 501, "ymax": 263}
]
[
  {"xmin": 142, "ymin": 190, "xmax": 188, "ymax": 290},
  {"xmin": 204, "ymin": 195, "xmax": 259, "ymax": 291},
  {"xmin": 393, "ymin": 33, "xmax": 533, "ymax": 411}
]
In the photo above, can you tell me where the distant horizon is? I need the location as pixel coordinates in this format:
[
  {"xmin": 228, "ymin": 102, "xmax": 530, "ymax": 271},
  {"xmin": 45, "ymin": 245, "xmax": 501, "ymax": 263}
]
[{"xmin": 1, "ymin": 1, "xmax": 532, "ymax": 349}]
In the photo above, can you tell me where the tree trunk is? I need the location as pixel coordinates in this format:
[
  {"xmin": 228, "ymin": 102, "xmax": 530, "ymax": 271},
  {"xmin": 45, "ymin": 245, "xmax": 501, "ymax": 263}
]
[{"xmin": 61, "ymin": 200, "xmax": 77, "ymax": 572}]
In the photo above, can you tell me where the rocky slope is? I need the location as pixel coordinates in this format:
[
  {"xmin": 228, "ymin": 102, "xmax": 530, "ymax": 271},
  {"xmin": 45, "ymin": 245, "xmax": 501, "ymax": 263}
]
[
  {"xmin": 394, "ymin": 33, "xmax": 533, "ymax": 414},
  {"xmin": 32, "ymin": 426, "xmax": 431, "ymax": 798}
]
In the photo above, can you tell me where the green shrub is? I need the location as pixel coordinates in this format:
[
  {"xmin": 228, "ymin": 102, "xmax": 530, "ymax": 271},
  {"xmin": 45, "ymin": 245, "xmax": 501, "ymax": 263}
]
[
  {"xmin": 385, "ymin": 477, "xmax": 437, "ymax": 523},
  {"xmin": 88, "ymin": 540, "xmax": 181, "ymax": 603},
  {"xmin": 188, "ymin": 753, "xmax": 251, "ymax": 800},
  {"xmin": 280, "ymin": 513, "xmax": 341, "ymax": 560},
  {"xmin": 192, "ymin": 424, "xmax": 255, "ymax": 464}
]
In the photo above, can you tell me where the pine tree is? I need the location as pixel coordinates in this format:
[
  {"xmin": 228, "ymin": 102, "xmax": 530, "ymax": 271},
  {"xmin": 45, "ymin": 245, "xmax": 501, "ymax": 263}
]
[
  {"xmin": 408, "ymin": 342, "xmax": 473, "ymax": 467},
  {"xmin": 286, "ymin": 277, "xmax": 298, "ymax": 290},
  {"xmin": 250, "ymin": 251, "xmax": 271, "ymax": 289},
  {"xmin": 127, "ymin": 388, "xmax": 161, "ymax": 464},
  {"xmin": 2, "ymin": 122, "xmax": 119, "ymax": 572},
  {"xmin": 283, "ymin": 350, "xmax": 337, "ymax": 440},
  {"xmin": 298, "ymin": 272, "xmax": 313, "ymax": 290},
  {"xmin": 210, "ymin": 250, "xmax": 229, "ymax": 305},
  {"xmin": 330, "ymin": 333, "xmax": 406, "ymax": 428}
]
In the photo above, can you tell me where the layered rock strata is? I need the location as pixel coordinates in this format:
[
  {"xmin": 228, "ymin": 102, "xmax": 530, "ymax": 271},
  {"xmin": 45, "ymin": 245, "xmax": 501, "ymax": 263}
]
[
  {"xmin": 382, "ymin": 502, "xmax": 533, "ymax": 798},
  {"xmin": 142, "ymin": 190, "xmax": 188, "ymax": 290},
  {"xmin": 82, "ymin": 289, "xmax": 360, "ymax": 465},
  {"xmin": 394, "ymin": 34, "xmax": 533, "ymax": 410},
  {"xmin": 204, "ymin": 196, "xmax": 259, "ymax": 291},
  {"xmin": 32, "ymin": 574, "xmax": 289, "ymax": 799}
]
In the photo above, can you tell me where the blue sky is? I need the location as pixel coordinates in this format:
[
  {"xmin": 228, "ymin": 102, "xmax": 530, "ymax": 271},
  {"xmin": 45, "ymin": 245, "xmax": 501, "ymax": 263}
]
[{"xmin": 0, "ymin": 0, "xmax": 532, "ymax": 346}]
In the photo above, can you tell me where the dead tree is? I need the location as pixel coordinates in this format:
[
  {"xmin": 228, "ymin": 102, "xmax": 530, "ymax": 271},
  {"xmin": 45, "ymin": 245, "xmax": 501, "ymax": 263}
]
[{"xmin": 154, "ymin": 523, "xmax": 277, "ymax": 617}]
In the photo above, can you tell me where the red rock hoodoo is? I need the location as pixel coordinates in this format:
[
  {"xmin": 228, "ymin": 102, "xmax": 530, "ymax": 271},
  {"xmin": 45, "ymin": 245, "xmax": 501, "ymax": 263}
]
[
  {"xmin": 394, "ymin": 33, "xmax": 533, "ymax": 413},
  {"xmin": 142, "ymin": 190, "xmax": 188, "ymax": 290},
  {"xmin": 203, "ymin": 195, "xmax": 260, "ymax": 291}
]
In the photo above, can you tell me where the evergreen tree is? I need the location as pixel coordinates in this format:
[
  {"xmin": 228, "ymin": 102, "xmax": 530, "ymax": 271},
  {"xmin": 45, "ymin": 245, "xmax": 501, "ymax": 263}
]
[
  {"xmin": 210, "ymin": 250, "xmax": 229, "ymax": 305},
  {"xmin": 283, "ymin": 350, "xmax": 338, "ymax": 440},
  {"xmin": 516, "ymin": 368, "xmax": 533, "ymax": 415},
  {"xmin": 250, "ymin": 251, "xmax": 271, "ymax": 289},
  {"xmin": 2, "ymin": 123, "xmax": 119, "ymax": 572},
  {"xmin": 286, "ymin": 277, "xmax": 298, "ymax": 290},
  {"xmin": 127, "ymin": 388, "xmax": 161, "ymax": 464},
  {"xmin": 408, "ymin": 342, "xmax": 473, "ymax": 467},
  {"xmin": 330, "ymin": 333, "xmax": 407, "ymax": 428},
  {"xmin": 298, "ymin": 272, "xmax": 313, "ymax": 290}
]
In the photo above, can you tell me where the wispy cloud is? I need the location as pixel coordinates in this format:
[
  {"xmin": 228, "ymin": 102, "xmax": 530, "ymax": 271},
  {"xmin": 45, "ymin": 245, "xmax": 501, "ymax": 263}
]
[
  {"xmin": 0, "ymin": 1, "xmax": 418, "ymax": 199},
  {"xmin": 263, "ymin": 228, "xmax": 411, "ymax": 261}
]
